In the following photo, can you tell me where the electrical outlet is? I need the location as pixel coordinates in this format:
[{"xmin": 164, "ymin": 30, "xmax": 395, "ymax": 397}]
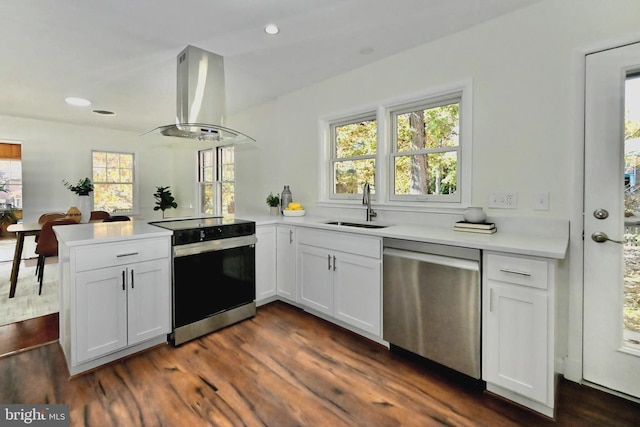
[{"xmin": 504, "ymin": 192, "xmax": 518, "ymax": 209}]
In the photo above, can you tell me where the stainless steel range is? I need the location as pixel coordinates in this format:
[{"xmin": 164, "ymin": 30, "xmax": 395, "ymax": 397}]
[{"xmin": 150, "ymin": 217, "xmax": 256, "ymax": 346}]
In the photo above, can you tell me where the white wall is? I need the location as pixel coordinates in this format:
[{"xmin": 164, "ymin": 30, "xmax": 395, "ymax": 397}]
[
  {"xmin": 0, "ymin": 115, "xmax": 198, "ymax": 222},
  {"xmin": 232, "ymin": 0, "xmax": 640, "ymax": 221}
]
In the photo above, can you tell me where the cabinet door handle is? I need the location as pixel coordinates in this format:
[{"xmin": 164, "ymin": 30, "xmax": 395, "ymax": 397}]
[
  {"xmin": 328, "ymin": 254, "xmax": 331, "ymax": 270},
  {"xmin": 117, "ymin": 252, "xmax": 139, "ymax": 258},
  {"xmin": 131, "ymin": 269, "xmax": 134, "ymax": 288},
  {"xmin": 333, "ymin": 255, "xmax": 337, "ymax": 271},
  {"xmin": 289, "ymin": 230, "xmax": 293, "ymax": 244},
  {"xmin": 499, "ymin": 268, "xmax": 532, "ymax": 277},
  {"xmin": 121, "ymin": 270, "xmax": 126, "ymax": 291}
]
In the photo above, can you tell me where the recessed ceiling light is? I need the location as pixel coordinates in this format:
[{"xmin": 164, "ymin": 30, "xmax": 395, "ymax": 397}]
[
  {"xmin": 64, "ymin": 97, "xmax": 91, "ymax": 107},
  {"xmin": 93, "ymin": 109, "xmax": 115, "ymax": 116},
  {"xmin": 264, "ymin": 24, "xmax": 279, "ymax": 35}
]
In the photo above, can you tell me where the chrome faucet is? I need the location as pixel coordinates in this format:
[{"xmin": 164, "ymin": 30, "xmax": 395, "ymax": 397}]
[{"xmin": 363, "ymin": 183, "xmax": 377, "ymax": 221}]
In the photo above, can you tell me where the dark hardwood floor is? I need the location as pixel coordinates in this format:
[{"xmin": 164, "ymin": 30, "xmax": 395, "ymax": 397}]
[
  {"xmin": 1, "ymin": 302, "xmax": 640, "ymax": 426},
  {"xmin": 0, "ymin": 312, "xmax": 58, "ymax": 357}
]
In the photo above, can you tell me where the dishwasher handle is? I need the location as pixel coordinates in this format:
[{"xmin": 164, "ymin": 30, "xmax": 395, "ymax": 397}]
[{"xmin": 383, "ymin": 247, "xmax": 480, "ymax": 271}]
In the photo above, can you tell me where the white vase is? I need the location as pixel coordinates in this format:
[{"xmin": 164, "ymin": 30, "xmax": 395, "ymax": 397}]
[
  {"xmin": 463, "ymin": 207, "xmax": 487, "ymax": 223},
  {"xmin": 78, "ymin": 195, "xmax": 91, "ymax": 223}
]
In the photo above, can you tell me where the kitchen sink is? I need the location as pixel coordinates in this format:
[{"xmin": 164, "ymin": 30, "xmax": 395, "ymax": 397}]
[{"xmin": 323, "ymin": 220, "xmax": 389, "ymax": 229}]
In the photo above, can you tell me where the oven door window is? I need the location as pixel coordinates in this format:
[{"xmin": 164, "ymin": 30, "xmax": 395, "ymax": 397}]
[{"xmin": 173, "ymin": 245, "xmax": 255, "ymax": 328}]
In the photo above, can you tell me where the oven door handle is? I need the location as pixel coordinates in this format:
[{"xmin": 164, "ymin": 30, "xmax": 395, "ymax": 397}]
[{"xmin": 173, "ymin": 235, "xmax": 257, "ymax": 257}]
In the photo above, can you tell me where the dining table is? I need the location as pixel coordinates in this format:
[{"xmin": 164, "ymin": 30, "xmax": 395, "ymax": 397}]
[
  {"xmin": 6, "ymin": 218, "xmax": 116, "ymax": 298},
  {"xmin": 6, "ymin": 222, "xmax": 42, "ymax": 298}
]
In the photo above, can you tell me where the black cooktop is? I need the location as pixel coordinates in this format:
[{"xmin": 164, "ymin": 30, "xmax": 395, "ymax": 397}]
[{"xmin": 150, "ymin": 217, "xmax": 255, "ymax": 245}]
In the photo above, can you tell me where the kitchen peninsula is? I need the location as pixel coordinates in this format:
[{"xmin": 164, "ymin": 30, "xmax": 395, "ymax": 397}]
[{"xmin": 54, "ymin": 221, "xmax": 172, "ymax": 376}]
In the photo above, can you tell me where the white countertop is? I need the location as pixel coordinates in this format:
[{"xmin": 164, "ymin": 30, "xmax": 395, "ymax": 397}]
[
  {"xmin": 54, "ymin": 220, "xmax": 172, "ymax": 246},
  {"xmin": 244, "ymin": 213, "xmax": 568, "ymax": 259},
  {"xmin": 52, "ymin": 213, "xmax": 568, "ymax": 259}
]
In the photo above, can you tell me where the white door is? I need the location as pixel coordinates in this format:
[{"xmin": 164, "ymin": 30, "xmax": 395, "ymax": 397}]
[
  {"xmin": 333, "ymin": 252, "xmax": 381, "ymax": 335},
  {"xmin": 584, "ymin": 42, "xmax": 640, "ymax": 397},
  {"xmin": 127, "ymin": 260, "xmax": 171, "ymax": 345},
  {"xmin": 76, "ymin": 266, "xmax": 128, "ymax": 362},
  {"xmin": 276, "ymin": 226, "xmax": 296, "ymax": 301},
  {"xmin": 484, "ymin": 280, "xmax": 548, "ymax": 403},
  {"xmin": 297, "ymin": 244, "xmax": 333, "ymax": 315},
  {"xmin": 255, "ymin": 226, "xmax": 277, "ymax": 301}
]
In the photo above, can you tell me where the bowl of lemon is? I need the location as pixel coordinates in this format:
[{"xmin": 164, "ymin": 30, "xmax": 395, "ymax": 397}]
[{"xmin": 282, "ymin": 202, "xmax": 305, "ymax": 216}]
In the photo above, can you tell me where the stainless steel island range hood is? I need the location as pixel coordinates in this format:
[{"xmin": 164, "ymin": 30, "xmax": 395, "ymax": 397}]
[{"xmin": 146, "ymin": 45, "xmax": 255, "ymax": 145}]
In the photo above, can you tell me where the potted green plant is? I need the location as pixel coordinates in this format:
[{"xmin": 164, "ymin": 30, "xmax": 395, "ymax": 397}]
[
  {"xmin": 153, "ymin": 186, "xmax": 178, "ymax": 218},
  {"xmin": 62, "ymin": 177, "xmax": 94, "ymax": 195},
  {"xmin": 266, "ymin": 192, "xmax": 280, "ymax": 215},
  {"xmin": 63, "ymin": 177, "xmax": 94, "ymax": 223}
]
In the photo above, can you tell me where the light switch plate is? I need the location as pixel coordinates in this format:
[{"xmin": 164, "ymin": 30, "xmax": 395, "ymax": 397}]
[
  {"xmin": 533, "ymin": 191, "xmax": 550, "ymax": 211},
  {"xmin": 489, "ymin": 192, "xmax": 518, "ymax": 209}
]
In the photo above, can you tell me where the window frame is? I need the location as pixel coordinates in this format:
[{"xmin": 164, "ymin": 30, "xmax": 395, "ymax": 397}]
[
  {"xmin": 318, "ymin": 80, "xmax": 472, "ymax": 211},
  {"xmin": 329, "ymin": 112, "xmax": 378, "ymax": 200},
  {"xmin": 197, "ymin": 146, "xmax": 235, "ymax": 216},
  {"xmin": 389, "ymin": 92, "xmax": 463, "ymax": 203},
  {"xmin": 91, "ymin": 150, "xmax": 137, "ymax": 214},
  {"xmin": 198, "ymin": 149, "xmax": 215, "ymax": 215}
]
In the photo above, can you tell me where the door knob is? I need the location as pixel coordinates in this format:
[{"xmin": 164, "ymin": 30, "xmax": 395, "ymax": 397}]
[
  {"xmin": 593, "ymin": 209, "xmax": 609, "ymax": 220},
  {"xmin": 591, "ymin": 231, "xmax": 624, "ymax": 244}
]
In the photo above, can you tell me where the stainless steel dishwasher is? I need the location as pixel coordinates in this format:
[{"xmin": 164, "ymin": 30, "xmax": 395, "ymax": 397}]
[{"xmin": 383, "ymin": 238, "xmax": 481, "ymax": 379}]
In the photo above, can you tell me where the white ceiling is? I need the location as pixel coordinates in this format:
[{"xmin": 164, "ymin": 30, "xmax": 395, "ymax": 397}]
[{"xmin": 0, "ymin": 0, "xmax": 540, "ymax": 135}]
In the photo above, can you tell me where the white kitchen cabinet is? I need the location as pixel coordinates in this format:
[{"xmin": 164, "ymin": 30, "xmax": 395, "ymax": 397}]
[
  {"xmin": 482, "ymin": 252, "xmax": 556, "ymax": 417},
  {"xmin": 298, "ymin": 243, "xmax": 334, "ymax": 314},
  {"xmin": 57, "ymin": 227, "xmax": 172, "ymax": 376},
  {"xmin": 333, "ymin": 251, "xmax": 381, "ymax": 334},
  {"xmin": 75, "ymin": 259, "xmax": 170, "ymax": 363},
  {"xmin": 255, "ymin": 225, "xmax": 277, "ymax": 303},
  {"xmin": 297, "ymin": 228, "xmax": 382, "ymax": 337},
  {"xmin": 276, "ymin": 225, "xmax": 297, "ymax": 302}
]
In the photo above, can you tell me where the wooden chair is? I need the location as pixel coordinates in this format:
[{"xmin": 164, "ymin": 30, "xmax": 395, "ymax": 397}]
[
  {"xmin": 35, "ymin": 218, "xmax": 76, "ymax": 295},
  {"xmin": 102, "ymin": 215, "xmax": 131, "ymax": 222},
  {"xmin": 89, "ymin": 210, "xmax": 111, "ymax": 221},
  {"xmin": 35, "ymin": 212, "xmax": 66, "ymax": 276}
]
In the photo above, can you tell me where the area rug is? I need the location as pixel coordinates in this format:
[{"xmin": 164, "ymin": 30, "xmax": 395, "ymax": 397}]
[{"xmin": 0, "ymin": 259, "xmax": 59, "ymax": 327}]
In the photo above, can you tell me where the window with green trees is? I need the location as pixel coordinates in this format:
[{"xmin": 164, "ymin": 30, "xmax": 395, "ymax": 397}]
[
  {"xmin": 391, "ymin": 98, "xmax": 460, "ymax": 201},
  {"xmin": 331, "ymin": 114, "xmax": 377, "ymax": 197},
  {"xmin": 92, "ymin": 151, "xmax": 134, "ymax": 212},
  {"xmin": 323, "ymin": 83, "xmax": 470, "ymax": 207}
]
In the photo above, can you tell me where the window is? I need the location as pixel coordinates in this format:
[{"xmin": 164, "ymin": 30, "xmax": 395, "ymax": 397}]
[
  {"xmin": 321, "ymin": 81, "xmax": 471, "ymax": 209},
  {"xmin": 391, "ymin": 95, "xmax": 461, "ymax": 202},
  {"xmin": 199, "ymin": 149, "xmax": 215, "ymax": 215},
  {"xmin": 92, "ymin": 151, "xmax": 135, "ymax": 212},
  {"xmin": 330, "ymin": 114, "xmax": 377, "ymax": 198},
  {"xmin": 198, "ymin": 147, "xmax": 235, "ymax": 216},
  {"xmin": 0, "ymin": 143, "xmax": 22, "ymax": 209}
]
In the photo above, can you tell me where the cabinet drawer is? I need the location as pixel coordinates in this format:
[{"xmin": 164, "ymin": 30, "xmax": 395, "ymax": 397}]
[
  {"xmin": 74, "ymin": 238, "xmax": 170, "ymax": 272},
  {"xmin": 486, "ymin": 253, "xmax": 548, "ymax": 290},
  {"xmin": 297, "ymin": 228, "xmax": 381, "ymax": 259}
]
